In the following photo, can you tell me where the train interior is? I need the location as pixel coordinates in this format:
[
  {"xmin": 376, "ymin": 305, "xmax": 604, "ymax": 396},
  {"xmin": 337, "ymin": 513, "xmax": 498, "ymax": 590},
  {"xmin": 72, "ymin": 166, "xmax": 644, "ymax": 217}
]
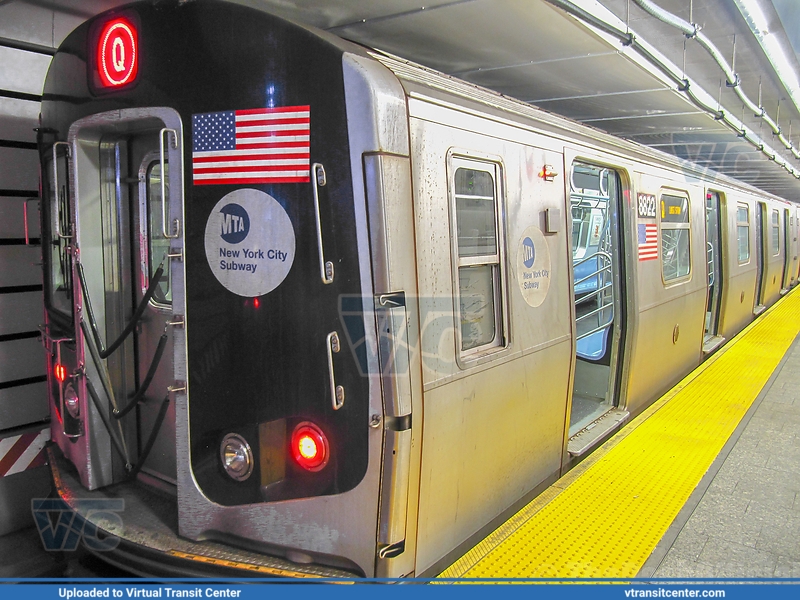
[{"xmin": 568, "ymin": 162, "xmax": 625, "ymax": 448}]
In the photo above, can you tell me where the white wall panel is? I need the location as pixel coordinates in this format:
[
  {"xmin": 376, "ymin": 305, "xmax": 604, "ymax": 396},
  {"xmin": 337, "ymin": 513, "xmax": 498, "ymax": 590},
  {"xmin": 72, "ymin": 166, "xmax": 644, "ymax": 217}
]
[
  {"xmin": 0, "ymin": 246, "xmax": 42, "ymax": 287},
  {"xmin": 0, "ymin": 292, "xmax": 42, "ymax": 335},
  {"xmin": 0, "ymin": 47, "xmax": 50, "ymax": 96},
  {"xmin": 0, "ymin": 3, "xmax": 53, "ymax": 443},
  {"xmin": 0, "ymin": 2, "xmax": 56, "ymax": 47},
  {"xmin": 0, "ymin": 147, "xmax": 39, "ymax": 190},
  {"xmin": 0, "ymin": 197, "xmax": 40, "ymax": 239},
  {"xmin": 0, "ymin": 382, "xmax": 48, "ymax": 431},
  {"xmin": 0, "ymin": 337, "xmax": 45, "ymax": 383},
  {"xmin": 0, "ymin": 98, "xmax": 39, "ymax": 143},
  {"xmin": 0, "ymin": 1, "xmax": 86, "ymax": 48}
]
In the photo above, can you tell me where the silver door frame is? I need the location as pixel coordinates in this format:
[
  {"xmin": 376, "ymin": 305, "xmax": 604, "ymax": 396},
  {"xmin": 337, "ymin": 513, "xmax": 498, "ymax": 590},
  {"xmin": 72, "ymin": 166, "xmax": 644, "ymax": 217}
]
[{"xmin": 65, "ymin": 107, "xmax": 186, "ymax": 490}]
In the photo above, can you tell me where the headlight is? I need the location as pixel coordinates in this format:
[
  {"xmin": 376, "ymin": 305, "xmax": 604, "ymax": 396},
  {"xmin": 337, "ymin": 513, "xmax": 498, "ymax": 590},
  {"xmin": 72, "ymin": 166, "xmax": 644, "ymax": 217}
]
[{"xmin": 220, "ymin": 433, "xmax": 254, "ymax": 481}]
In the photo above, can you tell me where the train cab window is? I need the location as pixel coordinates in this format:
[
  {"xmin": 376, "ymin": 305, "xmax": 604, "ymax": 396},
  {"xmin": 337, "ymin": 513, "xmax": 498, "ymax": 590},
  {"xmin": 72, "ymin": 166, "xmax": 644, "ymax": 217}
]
[
  {"xmin": 146, "ymin": 161, "xmax": 172, "ymax": 305},
  {"xmin": 451, "ymin": 160, "xmax": 506, "ymax": 354},
  {"xmin": 660, "ymin": 193, "xmax": 691, "ymax": 282},
  {"xmin": 44, "ymin": 148, "xmax": 74, "ymax": 317},
  {"xmin": 772, "ymin": 209, "xmax": 780, "ymax": 255},
  {"xmin": 737, "ymin": 204, "xmax": 750, "ymax": 263}
]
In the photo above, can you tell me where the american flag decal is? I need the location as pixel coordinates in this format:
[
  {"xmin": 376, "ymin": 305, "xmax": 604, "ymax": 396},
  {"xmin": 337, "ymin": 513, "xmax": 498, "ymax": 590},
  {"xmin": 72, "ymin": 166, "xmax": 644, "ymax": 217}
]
[
  {"xmin": 638, "ymin": 223, "xmax": 658, "ymax": 261},
  {"xmin": 192, "ymin": 106, "xmax": 310, "ymax": 185},
  {"xmin": 0, "ymin": 428, "xmax": 49, "ymax": 478}
]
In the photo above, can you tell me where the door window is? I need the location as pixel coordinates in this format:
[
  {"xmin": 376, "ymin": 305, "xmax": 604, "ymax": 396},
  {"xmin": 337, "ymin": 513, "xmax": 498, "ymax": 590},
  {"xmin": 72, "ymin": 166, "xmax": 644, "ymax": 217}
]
[
  {"xmin": 146, "ymin": 161, "xmax": 172, "ymax": 305},
  {"xmin": 661, "ymin": 193, "xmax": 691, "ymax": 282},
  {"xmin": 737, "ymin": 204, "xmax": 750, "ymax": 263},
  {"xmin": 772, "ymin": 209, "xmax": 780, "ymax": 256},
  {"xmin": 451, "ymin": 160, "xmax": 506, "ymax": 355}
]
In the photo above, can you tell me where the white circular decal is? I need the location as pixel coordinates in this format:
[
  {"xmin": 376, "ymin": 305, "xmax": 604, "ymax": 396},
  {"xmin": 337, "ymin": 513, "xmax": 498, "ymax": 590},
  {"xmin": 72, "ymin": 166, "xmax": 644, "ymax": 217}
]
[
  {"xmin": 516, "ymin": 225, "xmax": 551, "ymax": 307},
  {"xmin": 204, "ymin": 188, "xmax": 295, "ymax": 297}
]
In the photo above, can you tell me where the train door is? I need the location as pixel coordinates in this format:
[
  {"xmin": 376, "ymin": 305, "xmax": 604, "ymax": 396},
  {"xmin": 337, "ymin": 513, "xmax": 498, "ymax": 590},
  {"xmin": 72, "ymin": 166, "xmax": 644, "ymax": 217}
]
[
  {"xmin": 782, "ymin": 208, "xmax": 793, "ymax": 290},
  {"xmin": 795, "ymin": 207, "xmax": 800, "ymax": 284},
  {"xmin": 703, "ymin": 191, "xmax": 724, "ymax": 352},
  {"xmin": 754, "ymin": 202, "xmax": 766, "ymax": 314},
  {"xmin": 56, "ymin": 109, "xmax": 183, "ymax": 489},
  {"xmin": 567, "ymin": 161, "xmax": 626, "ymax": 451},
  {"xmin": 127, "ymin": 134, "xmax": 177, "ymax": 484}
]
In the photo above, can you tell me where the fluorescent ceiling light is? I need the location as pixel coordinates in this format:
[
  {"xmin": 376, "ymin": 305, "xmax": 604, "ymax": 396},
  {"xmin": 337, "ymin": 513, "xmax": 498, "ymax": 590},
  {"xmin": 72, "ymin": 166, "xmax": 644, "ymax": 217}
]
[
  {"xmin": 738, "ymin": 0, "xmax": 771, "ymax": 34},
  {"xmin": 735, "ymin": 0, "xmax": 800, "ymax": 115}
]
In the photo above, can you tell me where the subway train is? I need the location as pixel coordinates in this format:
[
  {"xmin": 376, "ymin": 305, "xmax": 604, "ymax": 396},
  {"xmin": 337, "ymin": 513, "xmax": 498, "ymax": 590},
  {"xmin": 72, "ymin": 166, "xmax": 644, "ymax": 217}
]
[{"xmin": 36, "ymin": 0, "xmax": 800, "ymax": 579}]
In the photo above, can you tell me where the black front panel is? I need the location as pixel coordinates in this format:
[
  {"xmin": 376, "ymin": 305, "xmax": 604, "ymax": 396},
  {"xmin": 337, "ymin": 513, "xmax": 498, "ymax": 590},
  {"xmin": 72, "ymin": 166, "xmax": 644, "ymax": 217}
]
[{"xmin": 39, "ymin": 0, "xmax": 371, "ymax": 505}]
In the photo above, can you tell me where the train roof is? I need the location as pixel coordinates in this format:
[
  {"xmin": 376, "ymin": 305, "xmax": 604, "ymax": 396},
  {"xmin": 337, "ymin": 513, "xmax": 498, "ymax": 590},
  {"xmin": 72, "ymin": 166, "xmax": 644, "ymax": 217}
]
[{"xmin": 368, "ymin": 48, "xmax": 791, "ymax": 204}]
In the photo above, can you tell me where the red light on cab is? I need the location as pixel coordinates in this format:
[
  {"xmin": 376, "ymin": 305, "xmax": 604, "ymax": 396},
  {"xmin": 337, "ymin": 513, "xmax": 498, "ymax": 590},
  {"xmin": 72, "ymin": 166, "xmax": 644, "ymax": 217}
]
[
  {"xmin": 291, "ymin": 422, "xmax": 329, "ymax": 472},
  {"xmin": 97, "ymin": 18, "xmax": 138, "ymax": 88},
  {"xmin": 539, "ymin": 164, "xmax": 559, "ymax": 182},
  {"xmin": 55, "ymin": 364, "xmax": 66, "ymax": 382}
]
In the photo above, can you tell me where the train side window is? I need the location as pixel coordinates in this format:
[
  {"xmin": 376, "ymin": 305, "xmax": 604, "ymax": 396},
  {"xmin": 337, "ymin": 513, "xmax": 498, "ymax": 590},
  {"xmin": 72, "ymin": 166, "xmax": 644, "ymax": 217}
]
[
  {"xmin": 451, "ymin": 160, "xmax": 505, "ymax": 355},
  {"xmin": 660, "ymin": 193, "xmax": 691, "ymax": 282},
  {"xmin": 772, "ymin": 209, "xmax": 780, "ymax": 255},
  {"xmin": 737, "ymin": 204, "xmax": 750, "ymax": 263},
  {"xmin": 146, "ymin": 161, "xmax": 172, "ymax": 305}
]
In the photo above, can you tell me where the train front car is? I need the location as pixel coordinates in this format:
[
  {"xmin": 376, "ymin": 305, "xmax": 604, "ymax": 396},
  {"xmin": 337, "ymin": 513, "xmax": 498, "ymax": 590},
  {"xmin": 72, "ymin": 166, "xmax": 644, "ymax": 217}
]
[{"xmin": 38, "ymin": 0, "xmax": 414, "ymax": 578}]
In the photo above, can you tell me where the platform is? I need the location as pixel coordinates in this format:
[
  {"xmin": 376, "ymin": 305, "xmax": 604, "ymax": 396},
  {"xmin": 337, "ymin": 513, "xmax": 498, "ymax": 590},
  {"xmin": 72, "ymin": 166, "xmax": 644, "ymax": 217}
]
[{"xmin": 439, "ymin": 286, "xmax": 800, "ymax": 580}]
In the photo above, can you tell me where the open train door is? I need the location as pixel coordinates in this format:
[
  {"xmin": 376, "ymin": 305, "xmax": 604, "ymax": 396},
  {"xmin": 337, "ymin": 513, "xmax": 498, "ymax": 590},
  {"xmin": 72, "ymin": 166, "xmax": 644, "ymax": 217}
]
[
  {"xmin": 782, "ymin": 207, "xmax": 795, "ymax": 291},
  {"xmin": 565, "ymin": 158, "xmax": 628, "ymax": 457},
  {"xmin": 46, "ymin": 108, "xmax": 185, "ymax": 490},
  {"xmin": 754, "ymin": 201, "xmax": 766, "ymax": 315},
  {"xmin": 703, "ymin": 191, "xmax": 724, "ymax": 354}
]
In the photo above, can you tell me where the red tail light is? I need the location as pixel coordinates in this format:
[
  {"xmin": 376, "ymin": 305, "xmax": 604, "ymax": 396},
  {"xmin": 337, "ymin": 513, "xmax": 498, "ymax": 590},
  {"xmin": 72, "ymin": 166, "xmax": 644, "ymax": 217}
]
[
  {"xmin": 291, "ymin": 422, "xmax": 329, "ymax": 472},
  {"xmin": 55, "ymin": 364, "xmax": 67, "ymax": 382}
]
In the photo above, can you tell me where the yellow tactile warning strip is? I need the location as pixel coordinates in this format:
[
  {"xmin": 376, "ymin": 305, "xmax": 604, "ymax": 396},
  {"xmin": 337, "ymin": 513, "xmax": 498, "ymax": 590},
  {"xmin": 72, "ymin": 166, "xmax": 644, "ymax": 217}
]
[{"xmin": 439, "ymin": 288, "xmax": 800, "ymax": 580}]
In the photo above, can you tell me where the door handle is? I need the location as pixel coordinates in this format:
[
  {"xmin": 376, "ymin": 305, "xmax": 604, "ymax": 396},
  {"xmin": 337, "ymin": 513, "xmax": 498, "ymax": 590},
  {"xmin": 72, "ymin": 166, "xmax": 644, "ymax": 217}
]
[
  {"xmin": 327, "ymin": 331, "xmax": 344, "ymax": 410},
  {"xmin": 159, "ymin": 128, "xmax": 180, "ymax": 239},
  {"xmin": 312, "ymin": 163, "xmax": 334, "ymax": 284}
]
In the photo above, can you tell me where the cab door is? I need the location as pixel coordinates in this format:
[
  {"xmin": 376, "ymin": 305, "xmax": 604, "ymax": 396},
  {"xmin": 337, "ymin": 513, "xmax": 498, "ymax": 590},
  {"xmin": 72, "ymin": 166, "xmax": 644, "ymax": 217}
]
[
  {"xmin": 57, "ymin": 108, "xmax": 184, "ymax": 490},
  {"xmin": 127, "ymin": 134, "xmax": 178, "ymax": 484}
]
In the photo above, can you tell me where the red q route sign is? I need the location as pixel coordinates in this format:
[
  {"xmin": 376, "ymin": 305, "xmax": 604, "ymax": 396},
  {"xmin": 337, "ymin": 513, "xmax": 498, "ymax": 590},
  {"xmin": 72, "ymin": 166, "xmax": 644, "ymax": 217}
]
[{"xmin": 97, "ymin": 17, "xmax": 138, "ymax": 88}]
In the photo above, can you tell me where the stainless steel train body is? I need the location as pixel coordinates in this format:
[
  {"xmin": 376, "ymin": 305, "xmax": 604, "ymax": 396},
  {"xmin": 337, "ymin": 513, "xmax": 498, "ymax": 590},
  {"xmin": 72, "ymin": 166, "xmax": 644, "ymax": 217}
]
[{"xmin": 37, "ymin": 0, "xmax": 800, "ymax": 579}]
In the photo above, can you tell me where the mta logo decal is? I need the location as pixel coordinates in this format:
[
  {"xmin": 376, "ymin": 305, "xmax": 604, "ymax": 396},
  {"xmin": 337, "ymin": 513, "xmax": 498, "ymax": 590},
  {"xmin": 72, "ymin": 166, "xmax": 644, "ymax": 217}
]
[
  {"xmin": 523, "ymin": 237, "xmax": 536, "ymax": 268},
  {"xmin": 219, "ymin": 203, "xmax": 250, "ymax": 244}
]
